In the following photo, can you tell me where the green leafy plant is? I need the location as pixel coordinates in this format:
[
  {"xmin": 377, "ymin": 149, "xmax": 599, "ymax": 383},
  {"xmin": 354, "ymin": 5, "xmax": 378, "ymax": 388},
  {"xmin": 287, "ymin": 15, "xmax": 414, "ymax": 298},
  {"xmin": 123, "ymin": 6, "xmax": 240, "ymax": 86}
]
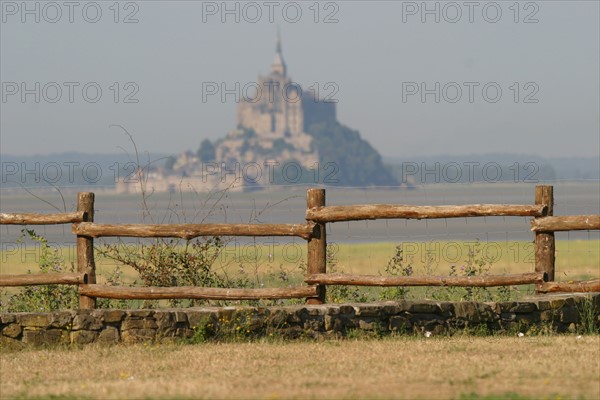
[
  {"xmin": 427, "ymin": 241, "xmax": 514, "ymax": 302},
  {"xmin": 0, "ymin": 229, "xmax": 78, "ymax": 312},
  {"xmin": 185, "ymin": 310, "xmax": 262, "ymax": 343},
  {"xmin": 97, "ymin": 237, "xmax": 227, "ymax": 307},
  {"xmin": 325, "ymin": 245, "xmax": 371, "ymax": 303},
  {"xmin": 577, "ymin": 296, "xmax": 599, "ymax": 335},
  {"xmin": 380, "ymin": 245, "xmax": 412, "ymax": 300},
  {"xmin": 187, "ymin": 318, "xmax": 211, "ymax": 344},
  {"xmin": 95, "ymin": 265, "xmax": 133, "ymax": 309},
  {"xmin": 461, "ymin": 242, "xmax": 496, "ymax": 301}
]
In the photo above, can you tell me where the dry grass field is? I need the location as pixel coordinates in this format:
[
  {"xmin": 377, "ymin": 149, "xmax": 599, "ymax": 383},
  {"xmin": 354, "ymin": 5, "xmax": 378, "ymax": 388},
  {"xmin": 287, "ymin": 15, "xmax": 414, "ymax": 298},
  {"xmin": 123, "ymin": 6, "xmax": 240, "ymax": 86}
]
[
  {"xmin": 327, "ymin": 240, "xmax": 600, "ymax": 280},
  {"xmin": 1, "ymin": 240, "xmax": 598, "ymax": 281},
  {"xmin": 2, "ymin": 239, "xmax": 598, "ymax": 305},
  {"xmin": 0, "ymin": 336, "xmax": 598, "ymax": 400}
]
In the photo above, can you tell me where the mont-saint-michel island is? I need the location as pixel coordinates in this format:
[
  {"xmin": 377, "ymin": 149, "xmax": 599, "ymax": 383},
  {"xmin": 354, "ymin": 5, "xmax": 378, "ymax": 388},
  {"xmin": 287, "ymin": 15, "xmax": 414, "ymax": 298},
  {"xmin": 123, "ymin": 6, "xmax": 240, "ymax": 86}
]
[{"xmin": 117, "ymin": 36, "xmax": 398, "ymax": 193}]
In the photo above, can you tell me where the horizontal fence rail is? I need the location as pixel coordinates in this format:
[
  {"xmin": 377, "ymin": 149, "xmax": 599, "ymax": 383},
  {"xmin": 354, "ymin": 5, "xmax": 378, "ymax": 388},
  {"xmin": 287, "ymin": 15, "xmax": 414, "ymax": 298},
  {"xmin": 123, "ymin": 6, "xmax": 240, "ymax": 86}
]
[
  {"xmin": 0, "ymin": 273, "xmax": 88, "ymax": 287},
  {"xmin": 531, "ymin": 215, "xmax": 600, "ymax": 232},
  {"xmin": 0, "ymin": 211, "xmax": 86, "ymax": 225},
  {"xmin": 1, "ymin": 185, "xmax": 598, "ymax": 308},
  {"xmin": 72, "ymin": 222, "xmax": 316, "ymax": 240},
  {"xmin": 306, "ymin": 204, "xmax": 547, "ymax": 223},
  {"xmin": 538, "ymin": 279, "xmax": 600, "ymax": 293},
  {"xmin": 79, "ymin": 284, "xmax": 318, "ymax": 300},
  {"xmin": 305, "ymin": 272, "xmax": 547, "ymax": 287}
]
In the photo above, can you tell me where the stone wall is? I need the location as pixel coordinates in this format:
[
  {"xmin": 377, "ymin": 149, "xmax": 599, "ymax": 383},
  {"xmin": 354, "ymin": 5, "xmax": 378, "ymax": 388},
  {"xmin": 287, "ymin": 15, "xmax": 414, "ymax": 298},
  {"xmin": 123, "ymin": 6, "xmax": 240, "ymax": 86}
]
[{"xmin": 1, "ymin": 294, "xmax": 598, "ymax": 349}]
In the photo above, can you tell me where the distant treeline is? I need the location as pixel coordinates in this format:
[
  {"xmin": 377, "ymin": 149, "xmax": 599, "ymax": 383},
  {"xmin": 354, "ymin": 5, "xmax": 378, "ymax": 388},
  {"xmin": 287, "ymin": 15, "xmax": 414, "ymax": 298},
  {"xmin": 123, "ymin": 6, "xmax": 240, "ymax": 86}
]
[
  {"xmin": 1, "ymin": 151, "xmax": 597, "ymax": 189},
  {"xmin": 385, "ymin": 154, "xmax": 599, "ymax": 184}
]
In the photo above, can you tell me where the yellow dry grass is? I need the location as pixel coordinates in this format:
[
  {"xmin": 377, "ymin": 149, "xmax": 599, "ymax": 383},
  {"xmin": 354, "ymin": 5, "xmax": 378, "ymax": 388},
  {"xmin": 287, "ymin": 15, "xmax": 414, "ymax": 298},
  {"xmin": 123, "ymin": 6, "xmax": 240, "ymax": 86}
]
[
  {"xmin": 1, "ymin": 240, "xmax": 598, "ymax": 281},
  {"xmin": 329, "ymin": 240, "xmax": 600, "ymax": 280},
  {"xmin": 1, "ymin": 240, "xmax": 597, "ymax": 303},
  {"xmin": 1, "ymin": 336, "xmax": 599, "ymax": 400}
]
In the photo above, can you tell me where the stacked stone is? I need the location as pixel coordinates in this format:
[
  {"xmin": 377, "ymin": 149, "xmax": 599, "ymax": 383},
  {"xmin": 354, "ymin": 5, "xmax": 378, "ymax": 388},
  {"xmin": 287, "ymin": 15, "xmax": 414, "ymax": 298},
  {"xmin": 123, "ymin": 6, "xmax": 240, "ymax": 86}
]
[{"xmin": 1, "ymin": 294, "xmax": 598, "ymax": 348}]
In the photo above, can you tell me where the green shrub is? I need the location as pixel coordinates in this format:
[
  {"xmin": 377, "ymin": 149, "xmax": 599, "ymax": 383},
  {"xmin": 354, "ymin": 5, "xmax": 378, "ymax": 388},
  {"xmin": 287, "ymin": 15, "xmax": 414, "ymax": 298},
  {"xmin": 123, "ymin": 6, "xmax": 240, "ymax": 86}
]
[
  {"xmin": 325, "ymin": 245, "xmax": 371, "ymax": 303},
  {"xmin": 426, "ymin": 241, "xmax": 514, "ymax": 302},
  {"xmin": 97, "ymin": 237, "xmax": 228, "ymax": 307},
  {"xmin": 0, "ymin": 229, "xmax": 78, "ymax": 312},
  {"xmin": 577, "ymin": 296, "xmax": 600, "ymax": 335},
  {"xmin": 380, "ymin": 245, "xmax": 412, "ymax": 300}
]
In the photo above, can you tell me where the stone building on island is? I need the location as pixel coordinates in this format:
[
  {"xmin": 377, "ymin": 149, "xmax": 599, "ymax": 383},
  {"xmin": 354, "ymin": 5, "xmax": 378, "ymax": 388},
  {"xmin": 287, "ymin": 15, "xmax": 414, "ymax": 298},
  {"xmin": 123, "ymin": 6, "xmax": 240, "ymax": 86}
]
[
  {"xmin": 117, "ymin": 35, "xmax": 335, "ymax": 193},
  {"xmin": 116, "ymin": 35, "xmax": 396, "ymax": 194},
  {"xmin": 236, "ymin": 34, "xmax": 335, "ymax": 141},
  {"xmin": 216, "ymin": 33, "xmax": 334, "ymax": 170}
]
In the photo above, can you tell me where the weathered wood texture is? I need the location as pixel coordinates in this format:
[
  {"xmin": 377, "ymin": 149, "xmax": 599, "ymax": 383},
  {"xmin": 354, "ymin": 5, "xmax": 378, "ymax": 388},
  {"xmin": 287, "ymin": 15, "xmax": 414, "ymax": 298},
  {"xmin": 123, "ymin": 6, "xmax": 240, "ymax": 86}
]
[
  {"xmin": 306, "ymin": 204, "xmax": 546, "ymax": 222},
  {"xmin": 79, "ymin": 284, "xmax": 318, "ymax": 300},
  {"xmin": 534, "ymin": 186, "xmax": 555, "ymax": 283},
  {"xmin": 306, "ymin": 188, "xmax": 326, "ymax": 304},
  {"xmin": 0, "ymin": 211, "xmax": 86, "ymax": 225},
  {"xmin": 305, "ymin": 272, "xmax": 546, "ymax": 287},
  {"xmin": 538, "ymin": 279, "xmax": 600, "ymax": 293},
  {"xmin": 531, "ymin": 215, "xmax": 600, "ymax": 232},
  {"xmin": 0, "ymin": 273, "xmax": 87, "ymax": 287},
  {"xmin": 73, "ymin": 222, "xmax": 315, "ymax": 240},
  {"xmin": 77, "ymin": 192, "xmax": 96, "ymax": 309}
]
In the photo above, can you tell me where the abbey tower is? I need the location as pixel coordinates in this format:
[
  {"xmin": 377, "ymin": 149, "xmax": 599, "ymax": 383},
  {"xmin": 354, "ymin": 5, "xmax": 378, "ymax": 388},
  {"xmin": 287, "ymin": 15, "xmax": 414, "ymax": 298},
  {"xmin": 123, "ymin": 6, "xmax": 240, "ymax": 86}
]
[
  {"xmin": 118, "ymin": 35, "xmax": 358, "ymax": 194},
  {"xmin": 216, "ymin": 34, "xmax": 336, "ymax": 168},
  {"xmin": 237, "ymin": 34, "xmax": 335, "ymax": 138}
]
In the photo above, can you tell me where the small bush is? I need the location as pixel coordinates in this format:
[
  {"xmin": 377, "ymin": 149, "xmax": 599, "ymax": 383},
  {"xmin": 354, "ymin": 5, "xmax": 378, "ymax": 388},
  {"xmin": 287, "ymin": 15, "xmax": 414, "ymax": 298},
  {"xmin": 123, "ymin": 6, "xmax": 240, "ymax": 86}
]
[
  {"xmin": 0, "ymin": 229, "xmax": 78, "ymax": 312},
  {"xmin": 97, "ymin": 237, "xmax": 227, "ymax": 307},
  {"xmin": 380, "ymin": 245, "xmax": 412, "ymax": 300},
  {"xmin": 577, "ymin": 296, "xmax": 599, "ymax": 335},
  {"xmin": 424, "ymin": 241, "xmax": 515, "ymax": 302},
  {"xmin": 325, "ymin": 245, "xmax": 371, "ymax": 303}
]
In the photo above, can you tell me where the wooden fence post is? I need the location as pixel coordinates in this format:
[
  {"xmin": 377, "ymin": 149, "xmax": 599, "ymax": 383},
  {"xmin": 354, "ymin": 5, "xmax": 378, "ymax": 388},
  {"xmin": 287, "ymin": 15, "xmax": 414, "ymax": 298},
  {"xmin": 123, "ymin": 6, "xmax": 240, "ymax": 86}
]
[
  {"xmin": 77, "ymin": 192, "xmax": 96, "ymax": 309},
  {"xmin": 306, "ymin": 188, "xmax": 326, "ymax": 304},
  {"xmin": 535, "ymin": 185, "xmax": 555, "ymax": 289}
]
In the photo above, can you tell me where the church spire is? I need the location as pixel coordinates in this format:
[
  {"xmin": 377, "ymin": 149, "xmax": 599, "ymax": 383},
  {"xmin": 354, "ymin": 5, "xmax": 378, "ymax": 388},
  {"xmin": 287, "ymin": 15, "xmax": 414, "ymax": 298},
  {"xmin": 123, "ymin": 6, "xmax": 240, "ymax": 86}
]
[
  {"xmin": 276, "ymin": 27, "xmax": 282, "ymax": 54},
  {"xmin": 271, "ymin": 28, "xmax": 287, "ymax": 76}
]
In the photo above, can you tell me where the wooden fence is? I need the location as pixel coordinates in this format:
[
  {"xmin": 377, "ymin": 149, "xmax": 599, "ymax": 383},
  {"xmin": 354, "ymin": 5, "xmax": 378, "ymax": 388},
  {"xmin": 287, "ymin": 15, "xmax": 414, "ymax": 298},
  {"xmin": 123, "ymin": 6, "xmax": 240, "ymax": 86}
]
[{"xmin": 1, "ymin": 185, "xmax": 599, "ymax": 309}]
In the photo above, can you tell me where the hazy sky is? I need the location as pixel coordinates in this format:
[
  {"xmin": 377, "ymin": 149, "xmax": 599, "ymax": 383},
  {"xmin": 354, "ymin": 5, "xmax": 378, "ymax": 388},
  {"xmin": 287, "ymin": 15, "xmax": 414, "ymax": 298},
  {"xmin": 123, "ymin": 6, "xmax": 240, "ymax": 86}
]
[{"xmin": 1, "ymin": 1, "xmax": 599, "ymax": 158}]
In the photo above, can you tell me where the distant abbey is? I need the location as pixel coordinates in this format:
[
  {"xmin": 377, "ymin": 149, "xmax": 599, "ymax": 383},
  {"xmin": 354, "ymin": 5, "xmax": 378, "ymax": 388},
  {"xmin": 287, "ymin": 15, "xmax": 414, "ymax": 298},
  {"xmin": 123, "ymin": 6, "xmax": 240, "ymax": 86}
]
[
  {"xmin": 117, "ymin": 35, "xmax": 397, "ymax": 193},
  {"xmin": 236, "ymin": 35, "xmax": 336, "ymax": 139},
  {"xmin": 215, "ymin": 34, "xmax": 335, "ymax": 171}
]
